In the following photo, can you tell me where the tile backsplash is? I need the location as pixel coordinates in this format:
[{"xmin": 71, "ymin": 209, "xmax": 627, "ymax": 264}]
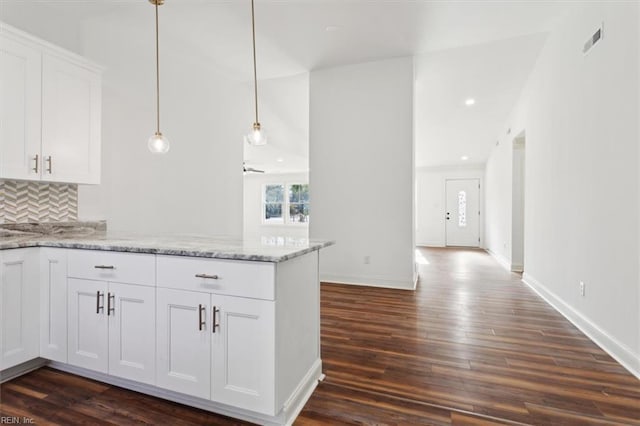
[{"xmin": 0, "ymin": 180, "xmax": 78, "ymax": 224}]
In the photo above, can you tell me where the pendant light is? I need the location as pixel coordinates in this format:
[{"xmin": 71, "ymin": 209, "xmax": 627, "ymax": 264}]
[
  {"xmin": 245, "ymin": 0, "xmax": 267, "ymax": 146},
  {"xmin": 148, "ymin": 0, "xmax": 170, "ymax": 154}
]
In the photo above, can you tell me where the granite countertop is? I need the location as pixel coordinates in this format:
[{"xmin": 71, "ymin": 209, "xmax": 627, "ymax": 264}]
[{"xmin": 0, "ymin": 222, "xmax": 333, "ymax": 263}]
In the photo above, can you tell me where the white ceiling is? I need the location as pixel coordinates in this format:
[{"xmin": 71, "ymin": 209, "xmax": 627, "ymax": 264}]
[{"xmin": 1, "ymin": 0, "xmax": 570, "ymax": 170}]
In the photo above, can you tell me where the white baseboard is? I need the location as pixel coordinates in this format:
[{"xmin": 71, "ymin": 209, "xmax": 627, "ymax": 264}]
[
  {"xmin": 511, "ymin": 263, "xmax": 524, "ymax": 273},
  {"xmin": 48, "ymin": 358, "xmax": 323, "ymax": 426},
  {"xmin": 522, "ymin": 273, "xmax": 640, "ymax": 380},
  {"xmin": 486, "ymin": 249, "xmax": 511, "ymax": 272},
  {"xmin": 416, "ymin": 241, "xmax": 445, "ymax": 248},
  {"xmin": 321, "ymin": 274, "xmax": 416, "ymax": 290},
  {"xmin": 0, "ymin": 358, "xmax": 48, "ymax": 383}
]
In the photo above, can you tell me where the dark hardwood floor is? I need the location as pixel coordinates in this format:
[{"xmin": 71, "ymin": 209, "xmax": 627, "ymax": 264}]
[{"xmin": 1, "ymin": 247, "xmax": 639, "ymax": 425}]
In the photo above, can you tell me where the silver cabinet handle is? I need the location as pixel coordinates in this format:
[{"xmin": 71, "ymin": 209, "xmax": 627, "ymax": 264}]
[
  {"xmin": 46, "ymin": 155, "xmax": 52, "ymax": 174},
  {"xmin": 33, "ymin": 154, "xmax": 39, "ymax": 173},
  {"xmin": 94, "ymin": 265, "xmax": 115, "ymax": 270},
  {"xmin": 96, "ymin": 291, "xmax": 104, "ymax": 314},
  {"xmin": 198, "ymin": 304, "xmax": 206, "ymax": 330},
  {"xmin": 107, "ymin": 292, "xmax": 115, "ymax": 316},
  {"xmin": 195, "ymin": 273, "xmax": 219, "ymax": 280},
  {"xmin": 212, "ymin": 306, "xmax": 220, "ymax": 334}
]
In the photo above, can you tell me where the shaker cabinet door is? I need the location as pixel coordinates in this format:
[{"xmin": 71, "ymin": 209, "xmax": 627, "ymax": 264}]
[
  {"xmin": 0, "ymin": 34, "xmax": 42, "ymax": 181},
  {"xmin": 67, "ymin": 278, "xmax": 108, "ymax": 373},
  {"xmin": 108, "ymin": 282, "xmax": 156, "ymax": 385},
  {"xmin": 41, "ymin": 53, "xmax": 101, "ymax": 184},
  {"xmin": 0, "ymin": 249, "xmax": 40, "ymax": 370},
  {"xmin": 156, "ymin": 288, "xmax": 211, "ymax": 399},
  {"xmin": 39, "ymin": 248, "xmax": 68, "ymax": 362},
  {"xmin": 211, "ymin": 295, "xmax": 275, "ymax": 415}
]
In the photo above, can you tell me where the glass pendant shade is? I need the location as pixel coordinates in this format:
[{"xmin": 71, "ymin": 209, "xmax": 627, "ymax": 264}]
[
  {"xmin": 246, "ymin": 123, "xmax": 267, "ymax": 146},
  {"xmin": 148, "ymin": 132, "xmax": 170, "ymax": 154}
]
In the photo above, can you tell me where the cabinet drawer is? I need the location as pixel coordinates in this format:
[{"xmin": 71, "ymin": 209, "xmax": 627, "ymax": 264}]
[
  {"xmin": 156, "ymin": 256, "xmax": 275, "ymax": 300},
  {"xmin": 67, "ymin": 250, "xmax": 155, "ymax": 286}
]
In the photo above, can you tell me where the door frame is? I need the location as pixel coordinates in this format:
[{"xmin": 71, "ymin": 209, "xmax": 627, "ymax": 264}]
[{"xmin": 444, "ymin": 178, "xmax": 482, "ymax": 248}]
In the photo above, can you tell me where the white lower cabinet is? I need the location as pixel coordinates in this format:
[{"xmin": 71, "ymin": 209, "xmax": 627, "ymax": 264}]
[
  {"xmin": 156, "ymin": 288, "xmax": 276, "ymax": 415},
  {"xmin": 212, "ymin": 294, "xmax": 275, "ymax": 415},
  {"xmin": 67, "ymin": 278, "xmax": 155, "ymax": 384},
  {"xmin": 0, "ymin": 248, "xmax": 40, "ymax": 370},
  {"xmin": 108, "ymin": 282, "xmax": 155, "ymax": 384},
  {"xmin": 39, "ymin": 248, "xmax": 68, "ymax": 362},
  {"xmin": 156, "ymin": 288, "xmax": 211, "ymax": 399}
]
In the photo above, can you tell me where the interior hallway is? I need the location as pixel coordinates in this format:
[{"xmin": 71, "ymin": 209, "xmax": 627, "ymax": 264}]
[
  {"xmin": 300, "ymin": 247, "xmax": 640, "ymax": 425},
  {"xmin": 1, "ymin": 248, "xmax": 639, "ymax": 425}
]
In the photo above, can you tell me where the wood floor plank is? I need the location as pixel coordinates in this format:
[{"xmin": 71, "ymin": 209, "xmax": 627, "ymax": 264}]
[{"xmin": 1, "ymin": 247, "xmax": 638, "ymax": 425}]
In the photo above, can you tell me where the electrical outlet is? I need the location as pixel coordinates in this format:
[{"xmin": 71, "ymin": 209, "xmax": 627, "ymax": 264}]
[
  {"xmin": 580, "ymin": 281, "xmax": 585, "ymax": 297},
  {"xmin": 364, "ymin": 256, "xmax": 370, "ymax": 265}
]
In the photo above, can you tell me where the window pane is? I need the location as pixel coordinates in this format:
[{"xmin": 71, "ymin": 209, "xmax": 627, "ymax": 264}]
[
  {"xmin": 300, "ymin": 184, "xmax": 309, "ymax": 202},
  {"xmin": 265, "ymin": 184, "xmax": 284, "ymax": 203},
  {"xmin": 264, "ymin": 203, "xmax": 283, "ymax": 223},
  {"xmin": 289, "ymin": 203, "xmax": 309, "ymax": 223},
  {"xmin": 458, "ymin": 191, "xmax": 467, "ymax": 227},
  {"xmin": 289, "ymin": 184, "xmax": 301, "ymax": 203}
]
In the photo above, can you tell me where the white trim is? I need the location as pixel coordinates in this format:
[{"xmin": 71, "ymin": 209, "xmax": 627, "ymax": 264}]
[
  {"xmin": 522, "ymin": 273, "xmax": 640, "ymax": 380},
  {"xmin": 321, "ymin": 274, "xmax": 417, "ymax": 290},
  {"xmin": 0, "ymin": 358, "xmax": 48, "ymax": 383},
  {"xmin": 510, "ymin": 263, "xmax": 524, "ymax": 273},
  {"xmin": 486, "ymin": 248, "xmax": 511, "ymax": 272},
  {"xmin": 416, "ymin": 241, "xmax": 445, "ymax": 248},
  {"xmin": 49, "ymin": 358, "xmax": 323, "ymax": 426},
  {"xmin": 416, "ymin": 163, "xmax": 486, "ymax": 173},
  {"xmin": 0, "ymin": 21, "xmax": 103, "ymax": 73}
]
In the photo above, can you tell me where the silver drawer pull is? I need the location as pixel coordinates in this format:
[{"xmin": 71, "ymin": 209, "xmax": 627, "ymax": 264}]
[
  {"xmin": 94, "ymin": 265, "xmax": 115, "ymax": 270},
  {"xmin": 195, "ymin": 273, "xmax": 219, "ymax": 280}
]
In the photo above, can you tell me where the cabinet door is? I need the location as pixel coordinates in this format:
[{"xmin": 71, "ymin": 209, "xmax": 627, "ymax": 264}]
[
  {"xmin": 156, "ymin": 288, "xmax": 211, "ymax": 399},
  {"xmin": 67, "ymin": 278, "xmax": 108, "ymax": 373},
  {"xmin": 108, "ymin": 283, "xmax": 155, "ymax": 385},
  {"xmin": 41, "ymin": 53, "xmax": 101, "ymax": 184},
  {"xmin": 0, "ymin": 35, "xmax": 42, "ymax": 180},
  {"xmin": 39, "ymin": 248, "xmax": 68, "ymax": 362},
  {"xmin": 211, "ymin": 295, "xmax": 275, "ymax": 415},
  {"xmin": 0, "ymin": 249, "xmax": 40, "ymax": 370}
]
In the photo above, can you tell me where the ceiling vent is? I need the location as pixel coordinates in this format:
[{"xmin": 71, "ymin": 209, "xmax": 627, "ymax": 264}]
[{"xmin": 583, "ymin": 24, "xmax": 603, "ymax": 54}]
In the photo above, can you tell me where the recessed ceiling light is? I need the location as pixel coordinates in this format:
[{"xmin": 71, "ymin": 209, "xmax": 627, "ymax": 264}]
[
  {"xmin": 464, "ymin": 98, "xmax": 475, "ymax": 106},
  {"xmin": 325, "ymin": 25, "xmax": 340, "ymax": 32},
  {"xmin": 276, "ymin": 157, "xmax": 284, "ymax": 163},
  {"xmin": 461, "ymin": 156, "xmax": 469, "ymax": 161}
]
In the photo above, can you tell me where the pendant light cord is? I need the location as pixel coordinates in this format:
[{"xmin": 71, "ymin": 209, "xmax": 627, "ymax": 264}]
[
  {"xmin": 155, "ymin": 0, "xmax": 161, "ymax": 134},
  {"xmin": 251, "ymin": 0, "xmax": 259, "ymax": 124}
]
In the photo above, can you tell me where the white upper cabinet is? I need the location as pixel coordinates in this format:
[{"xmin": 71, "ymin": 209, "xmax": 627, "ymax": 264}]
[
  {"xmin": 0, "ymin": 24, "xmax": 102, "ymax": 184},
  {"xmin": 0, "ymin": 34, "xmax": 42, "ymax": 180}
]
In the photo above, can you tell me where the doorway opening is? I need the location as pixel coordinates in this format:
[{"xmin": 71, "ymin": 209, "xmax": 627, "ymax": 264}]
[
  {"xmin": 511, "ymin": 132, "xmax": 525, "ymax": 272},
  {"xmin": 445, "ymin": 178, "xmax": 480, "ymax": 247}
]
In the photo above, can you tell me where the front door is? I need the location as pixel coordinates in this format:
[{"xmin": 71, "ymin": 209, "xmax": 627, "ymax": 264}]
[{"xmin": 445, "ymin": 179, "xmax": 480, "ymax": 247}]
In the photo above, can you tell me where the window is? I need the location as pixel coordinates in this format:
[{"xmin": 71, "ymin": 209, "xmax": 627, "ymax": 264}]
[
  {"xmin": 264, "ymin": 184, "xmax": 284, "ymax": 224},
  {"xmin": 458, "ymin": 190, "xmax": 467, "ymax": 227},
  {"xmin": 289, "ymin": 184, "xmax": 309, "ymax": 223},
  {"xmin": 263, "ymin": 183, "xmax": 309, "ymax": 225}
]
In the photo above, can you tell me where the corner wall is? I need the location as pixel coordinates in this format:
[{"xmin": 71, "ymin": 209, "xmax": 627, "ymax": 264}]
[
  {"xmin": 485, "ymin": 2, "xmax": 640, "ymax": 376},
  {"xmin": 309, "ymin": 57, "xmax": 415, "ymax": 289}
]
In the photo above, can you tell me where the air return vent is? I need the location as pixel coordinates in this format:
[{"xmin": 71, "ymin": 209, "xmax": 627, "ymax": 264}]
[{"xmin": 583, "ymin": 24, "xmax": 603, "ymax": 54}]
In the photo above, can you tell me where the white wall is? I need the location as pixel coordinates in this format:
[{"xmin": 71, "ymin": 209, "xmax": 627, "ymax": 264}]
[
  {"xmin": 309, "ymin": 57, "xmax": 415, "ymax": 289},
  {"xmin": 485, "ymin": 2, "xmax": 640, "ymax": 376},
  {"xmin": 415, "ymin": 165, "xmax": 484, "ymax": 247},
  {"xmin": 243, "ymin": 172, "xmax": 308, "ymax": 238},
  {"xmin": 74, "ymin": 16, "xmax": 246, "ymax": 236}
]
